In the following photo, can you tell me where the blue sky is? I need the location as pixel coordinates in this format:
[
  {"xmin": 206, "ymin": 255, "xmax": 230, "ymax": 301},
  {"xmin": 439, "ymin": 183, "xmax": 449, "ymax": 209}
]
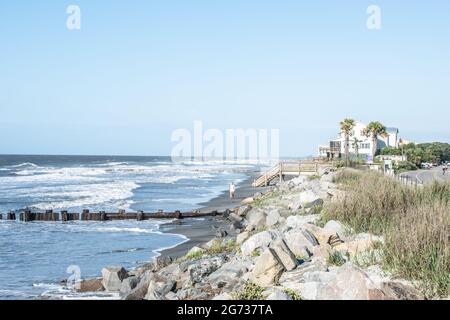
[{"xmin": 1, "ymin": 1, "xmax": 449, "ymax": 156}]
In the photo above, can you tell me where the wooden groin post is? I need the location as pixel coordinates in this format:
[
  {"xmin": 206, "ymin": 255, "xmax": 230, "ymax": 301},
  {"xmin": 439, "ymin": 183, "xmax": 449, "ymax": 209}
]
[
  {"xmin": 137, "ymin": 210, "xmax": 144, "ymax": 221},
  {"xmin": 81, "ymin": 209, "xmax": 89, "ymax": 221},
  {"xmin": 100, "ymin": 211, "xmax": 107, "ymax": 221},
  {"xmin": 20, "ymin": 209, "xmax": 33, "ymax": 222},
  {"xmin": 174, "ymin": 210, "xmax": 182, "ymax": 219},
  {"xmin": 61, "ymin": 210, "xmax": 68, "ymax": 222},
  {"xmin": 0, "ymin": 213, "xmax": 2, "ymax": 220},
  {"xmin": 7, "ymin": 211, "xmax": 16, "ymax": 220}
]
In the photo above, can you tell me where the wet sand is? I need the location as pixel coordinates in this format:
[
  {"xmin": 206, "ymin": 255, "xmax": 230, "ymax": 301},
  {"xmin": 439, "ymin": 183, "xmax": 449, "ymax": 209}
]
[{"xmin": 158, "ymin": 174, "xmax": 271, "ymax": 259}]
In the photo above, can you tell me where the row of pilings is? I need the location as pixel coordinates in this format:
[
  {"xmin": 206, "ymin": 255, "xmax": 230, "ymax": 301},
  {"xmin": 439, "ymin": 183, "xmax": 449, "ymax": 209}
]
[{"xmin": 0, "ymin": 209, "xmax": 226, "ymax": 222}]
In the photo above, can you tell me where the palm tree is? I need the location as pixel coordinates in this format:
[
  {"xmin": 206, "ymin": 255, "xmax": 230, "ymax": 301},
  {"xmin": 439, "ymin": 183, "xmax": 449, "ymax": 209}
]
[
  {"xmin": 352, "ymin": 137, "xmax": 362, "ymax": 160},
  {"xmin": 340, "ymin": 118, "xmax": 356, "ymax": 166},
  {"xmin": 363, "ymin": 121, "xmax": 387, "ymax": 161}
]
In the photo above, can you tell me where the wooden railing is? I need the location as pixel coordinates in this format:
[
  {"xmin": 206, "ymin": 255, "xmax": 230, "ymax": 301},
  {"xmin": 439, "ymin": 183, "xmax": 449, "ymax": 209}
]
[{"xmin": 252, "ymin": 161, "xmax": 325, "ymax": 187}]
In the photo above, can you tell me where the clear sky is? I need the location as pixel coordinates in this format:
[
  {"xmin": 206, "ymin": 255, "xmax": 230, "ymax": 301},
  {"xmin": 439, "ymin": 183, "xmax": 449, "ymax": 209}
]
[{"xmin": 1, "ymin": 1, "xmax": 449, "ymax": 156}]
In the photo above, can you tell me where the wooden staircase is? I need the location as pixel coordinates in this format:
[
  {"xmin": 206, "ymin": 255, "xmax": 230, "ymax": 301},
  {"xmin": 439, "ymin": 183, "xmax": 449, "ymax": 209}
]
[{"xmin": 252, "ymin": 161, "xmax": 322, "ymax": 187}]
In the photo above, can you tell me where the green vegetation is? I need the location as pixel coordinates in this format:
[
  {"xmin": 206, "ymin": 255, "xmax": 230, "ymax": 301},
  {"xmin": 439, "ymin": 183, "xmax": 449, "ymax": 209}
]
[
  {"xmin": 324, "ymin": 169, "xmax": 450, "ymax": 298},
  {"xmin": 382, "ymin": 142, "xmax": 450, "ymax": 166},
  {"xmin": 363, "ymin": 121, "xmax": 388, "ymax": 159},
  {"xmin": 232, "ymin": 282, "xmax": 265, "ymax": 300},
  {"xmin": 284, "ymin": 288, "xmax": 302, "ymax": 300},
  {"xmin": 327, "ymin": 251, "xmax": 346, "ymax": 267},
  {"xmin": 393, "ymin": 161, "xmax": 418, "ymax": 174},
  {"xmin": 340, "ymin": 118, "xmax": 356, "ymax": 166},
  {"xmin": 252, "ymin": 191, "xmax": 282, "ymax": 208},
  {"xmin": 184, "ymin": 250, "xmax": 205, "ymax": 261},
  {"xmin": 307, "ymin": 174, "xmax": 321, "ymax": 181}
]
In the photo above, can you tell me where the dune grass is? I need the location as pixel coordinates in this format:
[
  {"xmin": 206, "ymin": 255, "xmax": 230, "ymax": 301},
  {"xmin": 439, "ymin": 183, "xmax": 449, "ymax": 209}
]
[{"xmin": 325, "ymin": 169, "xmax": 449, "ymax": 298}]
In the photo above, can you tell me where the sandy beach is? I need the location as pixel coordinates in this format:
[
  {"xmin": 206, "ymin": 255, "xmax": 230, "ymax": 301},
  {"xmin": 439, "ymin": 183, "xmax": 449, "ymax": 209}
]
[{"xmin": 158, "ymin": 173, "xmax": 271, "ymax": 259}]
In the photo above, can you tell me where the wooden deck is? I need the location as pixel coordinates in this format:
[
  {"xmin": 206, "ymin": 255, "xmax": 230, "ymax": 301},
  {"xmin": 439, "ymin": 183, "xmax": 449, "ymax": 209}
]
[{"xmin": 252, "ymin": 160, "xmax": 330, "ymax": 187}]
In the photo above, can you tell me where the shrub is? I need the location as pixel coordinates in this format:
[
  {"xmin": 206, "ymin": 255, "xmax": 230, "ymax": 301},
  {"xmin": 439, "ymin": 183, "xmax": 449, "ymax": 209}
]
[
  {"xmin": 284, "ymin": 288, "xmax": 302, "ymax": 300},
  {"xmin": 327, "ymin": 251, "xmax": 346, "ymax": 267},
  {"xmin": 393, "ymin": 161, "xmax": 418, "ymax": 174},
  {"xmin": 324, "ymin": 169, "xmax": 450, "ymax": 298},
  {"xmin": 232, "ymin": 282, "xmax": 265, "ymax": 300}
]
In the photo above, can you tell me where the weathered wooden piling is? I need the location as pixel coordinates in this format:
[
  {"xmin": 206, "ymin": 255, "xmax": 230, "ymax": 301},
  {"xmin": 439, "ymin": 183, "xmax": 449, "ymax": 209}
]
[
  {"xmin": 0, "ymin": 213, "xmax": 2, "ymax": 220},
  {"xmin": 100, "ymin": 211, "xmax": 107, "ymax": 221},
  {"xmin": 7, "ymin": 211, "xmax": 16, "ymax": 220},
  {"xmin": 137, "ymin": 211, "xmax": 144, "ymax": 221},
  {"xmin": 174, "ymin": 210, "xmax": 182, "ymax": 219}
]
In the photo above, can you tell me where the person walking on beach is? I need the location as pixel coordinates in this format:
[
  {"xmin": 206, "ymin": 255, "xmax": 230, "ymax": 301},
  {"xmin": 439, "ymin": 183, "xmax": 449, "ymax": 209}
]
[
  {"xmin": 443, "ymin": 163, "xmax": 448, "ymax": 175},
  {"xmin": 229, "ymin": 182, "xmax": 236, "ymax": 199}
]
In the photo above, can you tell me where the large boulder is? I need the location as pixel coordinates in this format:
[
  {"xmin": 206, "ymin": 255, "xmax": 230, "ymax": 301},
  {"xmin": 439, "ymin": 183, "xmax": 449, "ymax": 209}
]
[
  {"xmin": 286, "ymin": 215, "xmax": 320, "ymax": 229},
  {"xmin": 123, "ymin": 270, "xmax": 152, "ymax": 300},
  {"xmin": 237, "ymin": 205, "xmax": 252, "ymax": 217},
  {"xmin": 236, "ymin": 231, "xmax": 251, "ymax": 245},
  {"xmin": 266, "ymin": 209, "xmax": 281, "ymax": 227},
  {"xmin": 144, "ymin": 274, "xmax": 176, "ymax": 300},
  {"xmin": 240, "ymin": 231, "xmax": 277, "ymax": 256},
  {"xmin": 280, "ymin": 259, "xmax": 328, "ymax": 286},
  {"xmin": 101, "ymin": 267, "xmax": 128, "ymax": 292},
  {"xmin": 207, "ymin": 259, "xmax": 252, "ymax": 290},
  {"xmin": 317, "ymin": 263, "xmax": 381, "ymax": 300},
  {"xmin": 246, "ymin": 209, "xmax": 267, "ymax": 230},
  {"xmin": 188, "ymin": 255, "xmax": 228, "ymax": 284},
  {"xmin": 270, "ymin": 238, "xmax": 298, "ymax": 271},
  {"xmin": 249, "ymin": 248, "xmax": 285, "ymax": 287},
  {"xmin": 283, "ymin": 229, "xmax": 318, "ymax": 258},
  {"xmin": 264, "ymin": 287, "xmax": 293, "ymax": 300},
  {"xmin": 288, "ymin": 190, "xmax": 322, "ymax": 211},
  {"xmin": 323, "ymin": 220, "xmax": 346, "ymax": 238},
  {"xmin": 120, "ymin": 276, "xmax": 139, "ymax": 296}
]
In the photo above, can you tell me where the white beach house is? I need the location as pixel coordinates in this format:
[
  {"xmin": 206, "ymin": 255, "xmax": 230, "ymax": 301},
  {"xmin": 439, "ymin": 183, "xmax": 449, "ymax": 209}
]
[{"xmin": 318, "ymin": 121, "xmax": 399, "ymax": 160}]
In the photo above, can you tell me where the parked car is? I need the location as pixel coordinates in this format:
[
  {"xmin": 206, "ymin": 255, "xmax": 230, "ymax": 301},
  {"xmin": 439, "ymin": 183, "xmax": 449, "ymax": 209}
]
[{"xmin": 421, "ymin": 163, "xmax": 432, "ymax": 169}]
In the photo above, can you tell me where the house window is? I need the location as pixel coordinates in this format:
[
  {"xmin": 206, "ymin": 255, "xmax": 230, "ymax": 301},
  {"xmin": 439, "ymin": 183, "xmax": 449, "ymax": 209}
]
[{"xmin": 360, "ymin": 143, "xmax": 370, "ymax": 149}]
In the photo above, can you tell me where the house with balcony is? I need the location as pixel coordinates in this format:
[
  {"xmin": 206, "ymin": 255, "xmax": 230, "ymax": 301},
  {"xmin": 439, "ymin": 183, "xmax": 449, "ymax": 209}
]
[{"xmin": 318, "ymin": 121, "xmax": 399, "ymax": 160}]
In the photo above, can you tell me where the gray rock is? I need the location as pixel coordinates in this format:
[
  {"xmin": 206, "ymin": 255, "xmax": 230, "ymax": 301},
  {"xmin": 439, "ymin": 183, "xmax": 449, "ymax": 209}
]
[
  {"xmin": 120, "ymin": 276, "xmax": 139, "ymax": 296},
  {"xmin": 212, "ymin": 293, "xmax": 233, "ymax": 300},
  {"xmin": 303, "ymin": 271, "xmax": 336, "ymax": 283},
  {"xmin": 288, "ymin": 190, "xmax": 321, "ymax": 211},
  {"xmin": 208, "ymin": 259, "xmax": 252, "ymax": 289},
  {"xmin": 270, "ymin": 238, "xmax": 298, "ymax": 271},
  {"xmin": 236, "ymin": 231, "xmax": 251, "ymax": 245},
  {"xmin": 215, "ymin": 228, "xmax": 228, "ymax": 238},
  {"xmin": 188, "ymin": 255, "xmax": 228, "ymax": 284},
  {"xmin": 323, "ymin": 220, "xmax": 346, "ymax": 238},
  {"xmin": 249, "ymin": 248, "xmax": 285, "ymax": 287},
  {"xmin": 286, "ymin": 215, "xmax": 320, "ymax": 229},
  {"xmin": 283, "ymin": 229, "xmax": 318, "ymax": 258},
  {"xmin": 264, "ymin": 288, "xmax": 293, "ymax": 300},
  {"xmin": 240, "ymin": 231, "xmax": 277, "ymax": 256},
  {"xmin": 237, "ymin": 205, "xmax": 252, "ymax": 217},
  {"xmin": 101, "ymin": 267, "xmax": 128, "ymax": 292},
  {"xmin": 266, "ymin": 209, "xmax": 281, "ymax": 227},
  {"xmin": 279, "ymin": 259, "xmax": 328, "ymax": 284},
  {"xmin": 316, "ymin": 263, "xmax": 378, "ymax": 300},
  {"xmin": 144, "ymin": 274, "xmax": 176, "ymax": 300},
  {"xmin": 246, "ymin": 209, "xmax": 267, "ymax": 229},
  {"xmin": 123, "ymin": 270, "xmax": 152, "ymax": 300}
]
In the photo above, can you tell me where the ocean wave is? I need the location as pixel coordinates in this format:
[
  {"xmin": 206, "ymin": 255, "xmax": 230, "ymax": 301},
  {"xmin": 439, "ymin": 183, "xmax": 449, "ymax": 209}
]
[{"xmin": 94, "ymin": 227, "xmax": 155, "ymax": 234}]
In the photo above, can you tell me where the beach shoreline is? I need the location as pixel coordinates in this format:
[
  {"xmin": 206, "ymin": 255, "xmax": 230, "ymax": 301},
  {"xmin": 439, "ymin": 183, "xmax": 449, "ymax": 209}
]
[{"xmin": 157, "ymin": 173, "xmax": 270, "ymax": 259}]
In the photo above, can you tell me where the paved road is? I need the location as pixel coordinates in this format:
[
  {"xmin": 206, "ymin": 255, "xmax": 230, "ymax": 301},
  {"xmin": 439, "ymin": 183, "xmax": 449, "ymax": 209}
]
[{"xmin": 400, "ymin": 166, "xmax": 450, "ymax": 184}]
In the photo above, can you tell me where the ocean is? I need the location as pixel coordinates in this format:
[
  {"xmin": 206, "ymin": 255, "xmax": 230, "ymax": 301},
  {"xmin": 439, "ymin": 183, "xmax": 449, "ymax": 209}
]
[{"xmin": 0, "ymin": 155, "xmax": 260, "ymax": 300}]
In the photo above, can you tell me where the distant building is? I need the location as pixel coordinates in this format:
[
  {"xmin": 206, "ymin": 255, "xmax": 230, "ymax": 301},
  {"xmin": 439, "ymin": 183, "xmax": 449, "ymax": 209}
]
[{"xmin": 318, "ymin": 121, "xmax": 400, "ymax": 160}]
